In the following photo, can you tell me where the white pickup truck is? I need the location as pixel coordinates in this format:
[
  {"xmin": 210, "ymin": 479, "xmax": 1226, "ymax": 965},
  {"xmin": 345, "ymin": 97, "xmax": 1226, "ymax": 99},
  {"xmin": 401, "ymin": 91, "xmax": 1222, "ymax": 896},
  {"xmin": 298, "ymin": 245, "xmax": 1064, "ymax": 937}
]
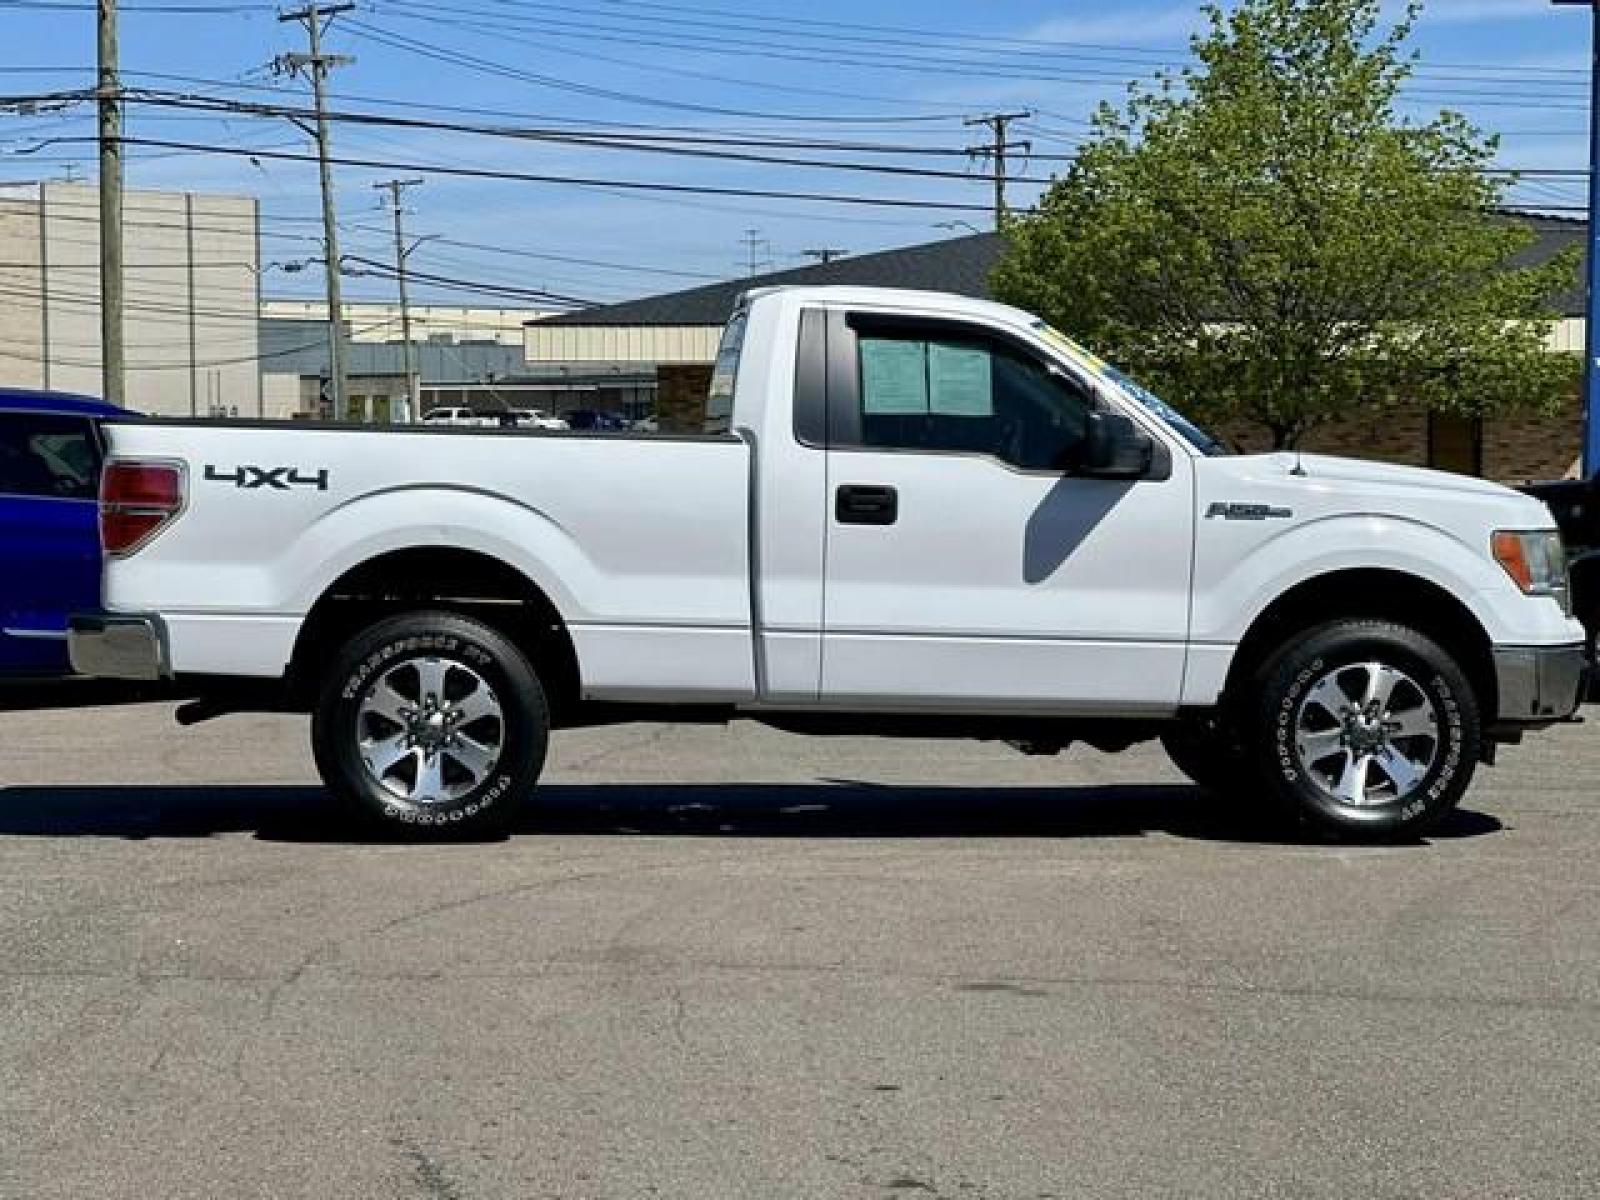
[{"xmin": 70, "ymin": 286, "xmax": 1590, "ymax": 840}]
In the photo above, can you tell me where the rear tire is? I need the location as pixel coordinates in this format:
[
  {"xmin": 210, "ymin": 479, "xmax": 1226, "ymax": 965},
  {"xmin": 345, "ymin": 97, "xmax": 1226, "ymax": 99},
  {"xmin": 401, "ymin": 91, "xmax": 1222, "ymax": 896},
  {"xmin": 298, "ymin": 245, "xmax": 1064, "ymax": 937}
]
[
  {"xmin": 311, "ymin": 610, "xmax": 548, "ymax": 838},
  {"xmin": 1243, "ymin": 619, "xmax": 1480, "ymax": 842}
]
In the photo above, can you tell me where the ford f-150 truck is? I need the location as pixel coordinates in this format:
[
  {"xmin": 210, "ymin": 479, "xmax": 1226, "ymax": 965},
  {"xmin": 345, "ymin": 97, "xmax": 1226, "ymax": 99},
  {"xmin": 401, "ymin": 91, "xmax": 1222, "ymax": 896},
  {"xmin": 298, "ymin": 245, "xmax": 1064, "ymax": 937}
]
[{"xmin": 69, "ymin": 286, "xmax": 1591, "ymax": 840}]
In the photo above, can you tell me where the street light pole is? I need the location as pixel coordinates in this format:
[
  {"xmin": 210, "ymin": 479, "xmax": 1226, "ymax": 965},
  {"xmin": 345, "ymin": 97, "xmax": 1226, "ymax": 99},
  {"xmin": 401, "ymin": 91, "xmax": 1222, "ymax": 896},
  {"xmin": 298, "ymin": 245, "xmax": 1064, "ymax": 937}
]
[
  {"xmin": 1555, "ymin": 0, "xmax": 1600, "ymax": 478},
  {"xmin": 373, "ymin": 178, "xmax": 424, "ymax": 423}
]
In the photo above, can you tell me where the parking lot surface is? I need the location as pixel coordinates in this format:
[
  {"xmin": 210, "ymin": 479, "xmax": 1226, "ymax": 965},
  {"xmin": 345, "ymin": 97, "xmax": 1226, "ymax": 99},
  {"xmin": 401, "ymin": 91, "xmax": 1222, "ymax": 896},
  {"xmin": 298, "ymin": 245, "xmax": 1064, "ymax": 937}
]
[{"xmin": 1, "ymin": 696, "xmax": 1597, "ymax": 1199}]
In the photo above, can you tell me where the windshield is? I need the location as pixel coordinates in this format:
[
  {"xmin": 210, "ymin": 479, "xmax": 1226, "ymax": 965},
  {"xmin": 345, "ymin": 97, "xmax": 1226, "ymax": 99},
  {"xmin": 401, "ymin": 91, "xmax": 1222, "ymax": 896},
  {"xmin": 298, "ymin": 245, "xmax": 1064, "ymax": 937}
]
[{"xmin": 1029, "ymin": 321, "xmax": 1227, "ymax": 456}]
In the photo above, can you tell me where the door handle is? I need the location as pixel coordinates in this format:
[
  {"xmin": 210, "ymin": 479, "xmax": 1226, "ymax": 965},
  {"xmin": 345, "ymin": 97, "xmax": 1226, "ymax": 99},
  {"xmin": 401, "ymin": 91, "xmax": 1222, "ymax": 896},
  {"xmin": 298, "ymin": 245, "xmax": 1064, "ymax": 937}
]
[{"xmin": 835, "ymin": 484, "xmax": 898, "ymax": 526}]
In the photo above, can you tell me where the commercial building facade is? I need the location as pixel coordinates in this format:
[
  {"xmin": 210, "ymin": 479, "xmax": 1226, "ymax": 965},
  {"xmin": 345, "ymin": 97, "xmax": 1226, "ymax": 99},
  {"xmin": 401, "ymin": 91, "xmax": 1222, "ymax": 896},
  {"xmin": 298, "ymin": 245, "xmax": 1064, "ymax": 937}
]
[{"xmin": 0, "ymin": 182, "xmax": 261, "ymax": 416}]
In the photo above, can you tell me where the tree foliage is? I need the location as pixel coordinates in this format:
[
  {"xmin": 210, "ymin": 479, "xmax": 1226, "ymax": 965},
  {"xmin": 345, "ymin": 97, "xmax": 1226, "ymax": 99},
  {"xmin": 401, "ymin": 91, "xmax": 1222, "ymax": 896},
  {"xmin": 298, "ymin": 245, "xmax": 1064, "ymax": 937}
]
[{"xmin": 992, "ymin": 0, "xmax": 1580, "ymax": 450}]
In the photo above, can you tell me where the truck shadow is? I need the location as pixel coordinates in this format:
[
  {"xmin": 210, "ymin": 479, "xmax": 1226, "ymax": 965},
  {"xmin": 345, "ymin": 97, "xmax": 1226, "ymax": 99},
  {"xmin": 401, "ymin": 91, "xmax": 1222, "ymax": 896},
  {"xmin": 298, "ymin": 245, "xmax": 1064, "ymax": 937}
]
[{"xmin": 0, "ymin": 780, "xmax": 1503, "ymax": 846}]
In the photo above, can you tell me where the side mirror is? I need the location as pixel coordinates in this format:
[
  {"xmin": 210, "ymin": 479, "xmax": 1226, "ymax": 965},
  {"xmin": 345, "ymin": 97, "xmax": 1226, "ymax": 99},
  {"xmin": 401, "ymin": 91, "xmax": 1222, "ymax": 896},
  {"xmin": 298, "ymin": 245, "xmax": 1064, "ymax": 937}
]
[{"xmin": 1082, "ymin": 411, "xmax": 1155, "ymax": 479}]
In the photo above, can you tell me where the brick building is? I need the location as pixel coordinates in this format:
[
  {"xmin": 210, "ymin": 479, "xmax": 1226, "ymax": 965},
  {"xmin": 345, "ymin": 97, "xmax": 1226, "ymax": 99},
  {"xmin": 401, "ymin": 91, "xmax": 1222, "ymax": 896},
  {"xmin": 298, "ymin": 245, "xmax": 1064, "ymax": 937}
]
[{"xmin": 526, "ymin": 217, "xmax": 1586, "ymax": 480}]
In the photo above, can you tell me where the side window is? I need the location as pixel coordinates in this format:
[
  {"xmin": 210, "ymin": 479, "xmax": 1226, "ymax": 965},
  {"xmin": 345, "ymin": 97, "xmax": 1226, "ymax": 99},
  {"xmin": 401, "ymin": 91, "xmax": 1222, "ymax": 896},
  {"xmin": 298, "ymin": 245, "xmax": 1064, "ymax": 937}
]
[
  {"xmin": 705, "ymin": 307, "xmax": 748, "ymax": 435},
  {"xmin": 0, "ymin": 415, "xmax": 99, "ymax": 500},
  {"xmin": 855, "ymin": 328, "xmax": 1093, "ymax": 471}
]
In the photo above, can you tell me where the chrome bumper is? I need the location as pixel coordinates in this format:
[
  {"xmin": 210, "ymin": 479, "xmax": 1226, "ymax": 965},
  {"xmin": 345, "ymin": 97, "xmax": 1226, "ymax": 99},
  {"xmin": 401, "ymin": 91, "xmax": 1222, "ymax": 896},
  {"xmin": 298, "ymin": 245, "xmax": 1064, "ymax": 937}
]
[
  {"xmin": 67, "ymin": 614, "xmax": 170, "ymax": 681},
  {"xmin": 1493, "ymin": 643, "xmax": 1589, "ymax": 724}
]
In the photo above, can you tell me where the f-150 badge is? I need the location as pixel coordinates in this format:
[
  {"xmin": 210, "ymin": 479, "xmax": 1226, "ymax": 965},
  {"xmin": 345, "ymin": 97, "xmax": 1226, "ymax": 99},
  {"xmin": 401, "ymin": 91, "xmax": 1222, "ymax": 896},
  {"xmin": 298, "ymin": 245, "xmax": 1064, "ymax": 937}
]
[
  {"xmin": 1205, "ymin": 502, "xmax": 1292, "ymax": 521},
  {"xmin": 204, "ymin": 465, "xmax": 330, "ymax": 492}
]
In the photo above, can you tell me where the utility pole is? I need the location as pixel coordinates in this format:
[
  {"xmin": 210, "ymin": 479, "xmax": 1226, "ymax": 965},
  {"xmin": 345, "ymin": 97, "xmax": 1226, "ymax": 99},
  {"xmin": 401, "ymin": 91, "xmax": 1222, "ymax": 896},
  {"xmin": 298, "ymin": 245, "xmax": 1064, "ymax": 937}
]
[
  {"xmin": 802, "ymin": 248, "xmax": 849, "ymax": 265},
  {"xmin": 1555, "ymin": 0, "xmax": 1600, "ymax": 478},
  {"xmin": 276, "ymin": 3, "xmax": 354, "ymax": 420},
  {"xmin": 740, "ymin": 228, "xmax": 771, "ymax": 277},
  {"xmin": 374, "ymin": 177, "xmax": 424, "ymax": 423},
  {"xmin": 97, "ymin": 0, "xmax": 124, "ymax": 407},
  {"xmin": 964, "ymin": 110, "xmax": 1032, "ymax": 229}
]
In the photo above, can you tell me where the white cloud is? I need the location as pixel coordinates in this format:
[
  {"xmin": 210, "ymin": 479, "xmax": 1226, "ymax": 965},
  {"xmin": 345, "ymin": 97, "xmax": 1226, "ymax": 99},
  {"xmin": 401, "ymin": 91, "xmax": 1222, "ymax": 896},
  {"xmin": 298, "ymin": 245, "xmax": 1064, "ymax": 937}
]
[{"xmin": 1018, "ymin": 6, "xmax": 1200, "ymax": 47}]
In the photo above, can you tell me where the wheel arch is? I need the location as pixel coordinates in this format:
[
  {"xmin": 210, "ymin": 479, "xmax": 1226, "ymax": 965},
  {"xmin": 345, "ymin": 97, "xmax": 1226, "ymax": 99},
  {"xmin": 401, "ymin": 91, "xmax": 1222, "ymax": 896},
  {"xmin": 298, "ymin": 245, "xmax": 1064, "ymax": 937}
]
[
  {"xmin": 287, "ymin": 545, "xmax": 581, "ymax": 718},
  {"xmin": 1223, "ymin": 567, "xmax": 1499, "ymax": 721}
]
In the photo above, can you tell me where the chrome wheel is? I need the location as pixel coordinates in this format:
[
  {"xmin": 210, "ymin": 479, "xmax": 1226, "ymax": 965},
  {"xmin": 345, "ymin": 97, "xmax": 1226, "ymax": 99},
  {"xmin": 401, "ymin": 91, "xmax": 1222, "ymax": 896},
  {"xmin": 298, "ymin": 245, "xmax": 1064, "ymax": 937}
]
[
  {"xmin": 355, "ymin": 656, "xmax": 505, "ymax": 805},
  {"xmin": 1293, "ymin": 661, "xmax": 1440, "ymax": 807}
]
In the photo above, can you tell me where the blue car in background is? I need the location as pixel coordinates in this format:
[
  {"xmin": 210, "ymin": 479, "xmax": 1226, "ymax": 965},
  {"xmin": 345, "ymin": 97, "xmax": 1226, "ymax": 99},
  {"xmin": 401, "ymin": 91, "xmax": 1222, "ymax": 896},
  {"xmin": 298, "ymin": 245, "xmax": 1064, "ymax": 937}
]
[{"xmin": 0, "ymin": 389, "xmax": 124, "ymax": 677}]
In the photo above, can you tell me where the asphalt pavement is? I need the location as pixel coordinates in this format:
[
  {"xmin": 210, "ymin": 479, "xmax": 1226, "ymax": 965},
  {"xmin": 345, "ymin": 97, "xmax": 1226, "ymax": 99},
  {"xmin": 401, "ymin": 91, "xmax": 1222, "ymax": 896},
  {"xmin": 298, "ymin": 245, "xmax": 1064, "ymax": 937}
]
[{"xmin": 1, "ymin": 698, "xmax": 1597, "ymax": 1199}]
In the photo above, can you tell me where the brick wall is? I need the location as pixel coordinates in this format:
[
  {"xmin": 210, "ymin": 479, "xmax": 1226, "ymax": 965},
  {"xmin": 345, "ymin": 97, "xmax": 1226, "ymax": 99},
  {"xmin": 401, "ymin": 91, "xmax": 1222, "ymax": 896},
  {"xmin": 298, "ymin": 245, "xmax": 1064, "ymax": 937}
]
[
  {"xmin": 1216, "ymin": 397, "xmax": 1585, "ymax": 483},
  {"xmin": 656, "ymin": 364, "xmax": 713, "ymax": 434},
  {"xmin": 1216, "ymin": 401, "xmax": 1430, "ymax": 467},
  {"xmin": 1481, "ymin": 398, "xmax": 1584, "ymax": 483}
]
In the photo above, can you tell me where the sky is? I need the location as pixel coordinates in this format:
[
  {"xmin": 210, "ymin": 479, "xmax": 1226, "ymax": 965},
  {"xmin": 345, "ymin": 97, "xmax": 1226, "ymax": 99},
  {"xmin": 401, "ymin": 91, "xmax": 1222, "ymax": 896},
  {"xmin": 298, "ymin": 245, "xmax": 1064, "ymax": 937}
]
[{"xmin": 0, "ymin": 0, "xmax": 1593, "ymax": 314}]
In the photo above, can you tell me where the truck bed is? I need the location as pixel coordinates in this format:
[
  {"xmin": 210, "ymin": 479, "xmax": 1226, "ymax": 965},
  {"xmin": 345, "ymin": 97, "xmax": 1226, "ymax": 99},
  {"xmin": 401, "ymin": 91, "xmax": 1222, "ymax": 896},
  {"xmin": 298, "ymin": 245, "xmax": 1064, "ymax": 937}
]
[{"xmin": 97, "ymin": 419, "xmax": 757, "ymax": 697}]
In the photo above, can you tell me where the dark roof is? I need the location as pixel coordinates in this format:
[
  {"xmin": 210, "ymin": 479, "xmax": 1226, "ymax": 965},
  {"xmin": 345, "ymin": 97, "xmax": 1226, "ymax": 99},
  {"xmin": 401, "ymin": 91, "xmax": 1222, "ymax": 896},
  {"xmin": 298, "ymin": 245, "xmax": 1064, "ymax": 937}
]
[
  {"xmin": 1502, "ymin": 211, "xmax": 1585, "ymax": 316},
  {"xmin": 535, "ymin": 211, "xmax": 1586, "ymax": 330},
  {"xmin": 535, "ymin": 232, "xmax": 1004, "ymax": 328},
  {"xmin": 0, "ymin": 388, "xmax": 124, "ymax": 417}
]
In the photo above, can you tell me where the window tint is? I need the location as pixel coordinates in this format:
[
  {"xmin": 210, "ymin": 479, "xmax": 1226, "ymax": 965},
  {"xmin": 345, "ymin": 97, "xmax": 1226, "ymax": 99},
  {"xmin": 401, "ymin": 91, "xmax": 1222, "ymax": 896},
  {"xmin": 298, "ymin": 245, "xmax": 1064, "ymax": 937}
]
[
  {"xmin": 0, "ymin": 415, "xmax": 98, "ymax": 500},
  {"xmin": 855, "ymin": 330, "xmax": 1093, "ymax": 471},
  {"xmin": 705, "ymin": 307, "xmax": 748, "ymax": 435}
]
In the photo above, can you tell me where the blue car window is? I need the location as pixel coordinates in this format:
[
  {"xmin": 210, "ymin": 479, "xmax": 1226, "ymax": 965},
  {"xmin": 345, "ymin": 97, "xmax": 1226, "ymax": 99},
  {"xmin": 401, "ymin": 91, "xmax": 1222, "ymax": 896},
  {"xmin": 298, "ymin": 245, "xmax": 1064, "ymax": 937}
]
[{"xmin": 0, "ymin": 414, "xmax": 98, "ymax": 500}]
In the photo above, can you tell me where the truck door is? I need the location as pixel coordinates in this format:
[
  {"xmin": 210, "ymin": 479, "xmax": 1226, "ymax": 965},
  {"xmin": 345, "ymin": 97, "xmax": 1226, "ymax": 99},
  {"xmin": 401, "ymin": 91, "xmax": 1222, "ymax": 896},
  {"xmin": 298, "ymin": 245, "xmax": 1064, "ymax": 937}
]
[
  {"xmin": 0, "ymin": 413, "xmax": 102, "ymax": 675},
  {"xmin": 818, "ymin": 310, "xmax": 1194, "ymax": 712}
]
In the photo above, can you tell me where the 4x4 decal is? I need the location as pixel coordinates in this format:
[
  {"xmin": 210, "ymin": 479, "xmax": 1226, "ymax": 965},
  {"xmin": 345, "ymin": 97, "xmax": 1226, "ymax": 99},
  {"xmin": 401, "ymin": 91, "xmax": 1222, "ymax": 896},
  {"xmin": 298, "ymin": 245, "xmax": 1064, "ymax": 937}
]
[{"xmin": 204, "ymin": 465, "xmax": 329, "ymax": 491}]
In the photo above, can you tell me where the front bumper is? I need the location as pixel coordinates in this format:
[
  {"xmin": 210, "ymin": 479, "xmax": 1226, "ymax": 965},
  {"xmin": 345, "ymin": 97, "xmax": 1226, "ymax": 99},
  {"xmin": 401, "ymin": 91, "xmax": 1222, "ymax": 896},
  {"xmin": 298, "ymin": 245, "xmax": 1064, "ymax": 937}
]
[
  {"xmin": 1493, "ymin": 643, "xmax": 1590, "ymax": 725},
  {"xmin": 68, "ymin": 613, "xmax": 170, "ymax": 682}
]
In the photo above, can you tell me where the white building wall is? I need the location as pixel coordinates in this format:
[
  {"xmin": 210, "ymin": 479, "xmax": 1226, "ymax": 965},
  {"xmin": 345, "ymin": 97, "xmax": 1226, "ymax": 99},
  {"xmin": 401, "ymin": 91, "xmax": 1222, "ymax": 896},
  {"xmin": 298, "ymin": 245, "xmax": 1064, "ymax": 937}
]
[
  {"xmin": 523, "ymin": 323, "xmax": 723, "ymax": 365},
  {"xmin": 261, "ymin": 300, "xmax": 549, "ymax": 345},
  {"xmin": 259, "ymin": 372, "xmax": 302, "ymax": 421},
  {"xmin": 0, "ymin": 183, "xmax": 259, "ymax": 415},
  {"xmin": 0, "ymin": 191, "xmax": 45, "ymax": 389}
]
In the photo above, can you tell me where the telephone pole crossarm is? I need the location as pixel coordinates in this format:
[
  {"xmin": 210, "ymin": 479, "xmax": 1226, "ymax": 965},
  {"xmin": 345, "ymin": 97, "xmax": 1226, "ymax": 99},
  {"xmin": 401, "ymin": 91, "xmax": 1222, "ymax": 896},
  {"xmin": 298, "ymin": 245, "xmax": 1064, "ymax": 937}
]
[{"xmin": 965, "ymin": 110, "xmax": 1033, "ymax": 229}]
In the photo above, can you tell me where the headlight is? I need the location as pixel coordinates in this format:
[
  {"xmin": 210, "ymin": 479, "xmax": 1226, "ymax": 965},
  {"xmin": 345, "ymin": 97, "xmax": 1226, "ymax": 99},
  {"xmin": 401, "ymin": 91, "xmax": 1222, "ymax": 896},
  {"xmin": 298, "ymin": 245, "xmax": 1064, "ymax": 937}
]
[{"xmin": 1492, "ymin": 529, "xmax": 1571, "ymax": 615}]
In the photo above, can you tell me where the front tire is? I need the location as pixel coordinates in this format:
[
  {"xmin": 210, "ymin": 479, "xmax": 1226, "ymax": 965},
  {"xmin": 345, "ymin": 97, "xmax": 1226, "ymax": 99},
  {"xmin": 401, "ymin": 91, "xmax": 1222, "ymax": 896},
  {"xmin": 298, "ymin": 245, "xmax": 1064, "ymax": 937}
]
[
  {"xmin": 1245, "ymin": 620, "xmax": 1480, "ymax": 842},
  {"xmin": 311, "ymin": 610, "xmax": 549, "ymax": 837}
]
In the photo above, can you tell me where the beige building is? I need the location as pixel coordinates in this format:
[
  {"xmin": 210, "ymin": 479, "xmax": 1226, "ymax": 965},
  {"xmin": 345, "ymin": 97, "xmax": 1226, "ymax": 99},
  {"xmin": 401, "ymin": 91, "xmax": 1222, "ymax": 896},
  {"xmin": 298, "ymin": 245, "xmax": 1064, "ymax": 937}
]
[
  {"xmin": 0, "ymin": 182, "xmax": 262, "ymax": 416},
  {"xmin": 260, "ymin": 300, "xmax": 551, "ymax": 347}
]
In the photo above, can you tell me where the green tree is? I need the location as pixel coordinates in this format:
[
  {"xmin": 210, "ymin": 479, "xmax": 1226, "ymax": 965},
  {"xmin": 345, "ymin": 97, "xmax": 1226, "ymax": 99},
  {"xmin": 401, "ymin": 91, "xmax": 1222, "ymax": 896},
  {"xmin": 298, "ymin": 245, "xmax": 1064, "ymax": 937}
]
[{"xmin": 992, "ymin": 0, "xmax": 1579, "ymax": 451}]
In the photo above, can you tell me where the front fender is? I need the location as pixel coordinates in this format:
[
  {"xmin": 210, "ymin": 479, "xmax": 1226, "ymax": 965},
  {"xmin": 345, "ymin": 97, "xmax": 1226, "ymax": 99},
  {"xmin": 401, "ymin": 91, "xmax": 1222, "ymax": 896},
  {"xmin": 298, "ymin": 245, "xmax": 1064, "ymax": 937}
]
[{"xmin": 1193, "ymin": 514, "xmax": 1572, "ymax": 649}]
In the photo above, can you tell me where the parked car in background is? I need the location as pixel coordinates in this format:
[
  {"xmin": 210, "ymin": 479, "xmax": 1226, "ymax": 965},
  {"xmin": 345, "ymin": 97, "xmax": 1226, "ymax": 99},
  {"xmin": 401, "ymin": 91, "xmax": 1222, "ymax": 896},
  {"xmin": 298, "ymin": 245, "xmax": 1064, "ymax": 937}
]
[
  {"xmin": 1521, "ymin": 474, "xmax": 1600, "ymax": 665},
  {"xmin": 563, "ymin": 408, "xmax": 630, "ymax": 432},
  {"xmin": 1, "ymin": 389, "xmax": 124, "ymax": 676},
  {"xmin": 421, "ymin": 407, "xmax": 490, "ymax": 428},
  {"xmin": 505, "ymin": 408, "xmax": 569, "ymax": 431},
  {"xmin": 630, "ymin": 415, "xmax": 659, "ymax": 433}
]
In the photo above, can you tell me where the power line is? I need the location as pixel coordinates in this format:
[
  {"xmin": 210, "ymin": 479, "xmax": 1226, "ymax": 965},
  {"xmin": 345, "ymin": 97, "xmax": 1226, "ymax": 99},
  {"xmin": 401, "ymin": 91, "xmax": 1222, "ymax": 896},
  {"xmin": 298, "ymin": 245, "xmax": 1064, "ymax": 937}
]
[
  {"xmin": 58, "ymin": 136, "xmax": 1005, "ymax": 212},
  {"xmin": 117, "ymin": 91, "xmax": 1063, "ymax": 178}
]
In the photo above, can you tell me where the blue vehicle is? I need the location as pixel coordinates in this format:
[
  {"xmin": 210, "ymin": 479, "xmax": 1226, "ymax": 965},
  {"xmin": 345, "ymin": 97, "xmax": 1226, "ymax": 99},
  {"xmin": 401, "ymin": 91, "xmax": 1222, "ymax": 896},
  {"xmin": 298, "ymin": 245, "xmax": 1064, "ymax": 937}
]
[{"xmin": 0, "ymin": 389, "xmax": 123, "ymax": 676}]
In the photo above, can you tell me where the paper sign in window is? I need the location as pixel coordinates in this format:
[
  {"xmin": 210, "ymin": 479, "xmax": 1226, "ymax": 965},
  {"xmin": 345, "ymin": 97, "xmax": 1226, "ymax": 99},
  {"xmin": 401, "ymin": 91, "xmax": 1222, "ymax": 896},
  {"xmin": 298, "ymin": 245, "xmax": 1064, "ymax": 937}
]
[
  {"xmin": 929, "ymin": 342, "xmax": 993, "ymax": 417},
  {"xmin": 860, "ymin": 339, "xmax": 929, "ymax": 415}
]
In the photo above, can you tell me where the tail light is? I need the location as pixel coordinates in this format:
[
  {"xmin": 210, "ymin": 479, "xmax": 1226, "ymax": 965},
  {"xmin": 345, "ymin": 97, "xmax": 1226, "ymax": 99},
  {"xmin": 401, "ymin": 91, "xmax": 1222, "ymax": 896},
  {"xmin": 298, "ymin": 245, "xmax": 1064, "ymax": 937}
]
[{"xmin": 101, "ymin": 460, "xmax": 186, "ymax": 556}]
